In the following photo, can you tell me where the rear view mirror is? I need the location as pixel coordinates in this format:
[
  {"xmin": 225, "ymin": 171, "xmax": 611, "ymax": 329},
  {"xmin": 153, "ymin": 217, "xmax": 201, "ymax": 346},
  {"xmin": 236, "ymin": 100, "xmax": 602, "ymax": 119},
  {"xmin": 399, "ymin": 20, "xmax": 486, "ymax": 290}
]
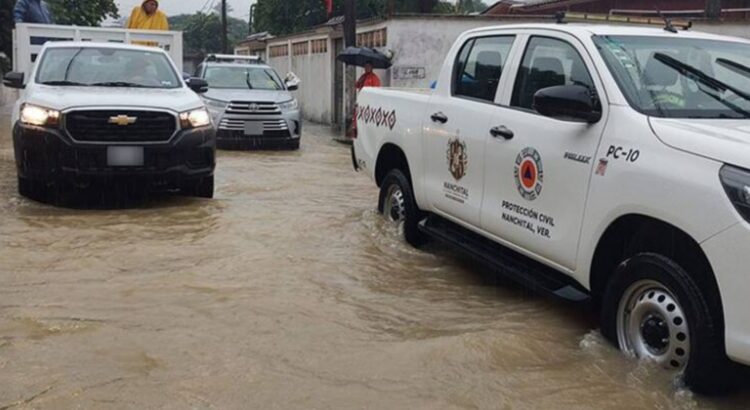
[
  {"xmin": 3, "ymin": 72, "xmax": 25, "ymax": 89},
  {"xmin": 285, "ymin": 72, "xmax": 300, "ymax": 91},
  {"xmin": 533, "ymin": 85, "xmax": 601, "ymax": 123},
  {"xmin": 188, "ymin": 77, "xmax": 208, "ymax": 94}
]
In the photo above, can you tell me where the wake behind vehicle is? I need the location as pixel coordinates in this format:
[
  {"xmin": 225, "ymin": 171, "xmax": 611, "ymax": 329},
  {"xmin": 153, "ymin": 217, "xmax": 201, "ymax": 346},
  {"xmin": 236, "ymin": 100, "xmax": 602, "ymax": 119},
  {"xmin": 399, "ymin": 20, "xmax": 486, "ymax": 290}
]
[
  {"xmin": 353, "ymin": 23, "xmax": 750, "ymax": 393},
  {"xmin": 3, "ymin": 41, "xmax": 216, "ymax": 203},
  {"xmin": 196, "ymin": 54, "xmax": 302, "ymax": 150}
]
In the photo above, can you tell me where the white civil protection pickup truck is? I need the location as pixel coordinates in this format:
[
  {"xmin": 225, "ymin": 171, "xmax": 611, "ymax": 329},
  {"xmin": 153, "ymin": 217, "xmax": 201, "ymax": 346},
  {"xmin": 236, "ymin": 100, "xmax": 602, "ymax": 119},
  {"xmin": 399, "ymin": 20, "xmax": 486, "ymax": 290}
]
[{"xmin": 352, "ymin": 23, "xmax": 750, "ymax": 393}]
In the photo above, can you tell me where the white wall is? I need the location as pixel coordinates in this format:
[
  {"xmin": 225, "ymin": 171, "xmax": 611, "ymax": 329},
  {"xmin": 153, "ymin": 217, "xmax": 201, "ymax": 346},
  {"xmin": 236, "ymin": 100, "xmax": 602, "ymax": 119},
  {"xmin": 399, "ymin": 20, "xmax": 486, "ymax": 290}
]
[
  {"xmin": 387, "ymin": 17, "xmax": 545, "ymax": 89},
  {"xmin": 292, "ymin": 51, "xmax": 332, "ymax": 123}
]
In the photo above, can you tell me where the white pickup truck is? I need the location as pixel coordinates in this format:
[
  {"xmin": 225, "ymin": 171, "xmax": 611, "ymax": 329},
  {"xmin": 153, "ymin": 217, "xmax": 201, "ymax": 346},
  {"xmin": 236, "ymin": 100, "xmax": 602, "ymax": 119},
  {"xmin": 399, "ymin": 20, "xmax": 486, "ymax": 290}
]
[{"xmin": 353, "ymin": 23, "xmax": 750, "ymax": 393}]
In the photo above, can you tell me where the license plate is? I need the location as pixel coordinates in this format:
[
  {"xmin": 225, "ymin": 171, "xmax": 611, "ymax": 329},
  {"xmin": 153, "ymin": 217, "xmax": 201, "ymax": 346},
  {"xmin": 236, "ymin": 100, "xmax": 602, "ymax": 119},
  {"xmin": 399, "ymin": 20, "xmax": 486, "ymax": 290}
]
[
  {"xmin": 244, "ymin": 122, "xmax": 264, "ymax": 136},
  {"xmin": 107, "ymin": 146, "xmax": 144, "ymax": 166}
]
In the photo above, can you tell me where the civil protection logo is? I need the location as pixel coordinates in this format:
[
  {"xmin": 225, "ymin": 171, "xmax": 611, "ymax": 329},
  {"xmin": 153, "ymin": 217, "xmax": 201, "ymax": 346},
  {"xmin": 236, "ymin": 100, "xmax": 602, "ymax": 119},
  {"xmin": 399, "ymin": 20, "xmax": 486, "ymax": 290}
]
[
  {"xmin": 446, "ymin": 138, "xmax": 468, "ymax": 181},
  {"xmin": 514, "ymin": 147, "xmax": 543, "ymax": 201}
]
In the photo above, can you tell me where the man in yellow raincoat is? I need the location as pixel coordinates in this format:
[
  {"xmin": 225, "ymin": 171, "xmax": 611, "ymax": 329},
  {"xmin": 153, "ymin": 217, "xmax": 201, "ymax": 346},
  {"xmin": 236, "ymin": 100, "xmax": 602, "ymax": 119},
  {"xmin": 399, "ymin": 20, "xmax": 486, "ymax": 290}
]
[{"xmin": 126, "ymin": 0, "xmax": 169, "ymax": 30}]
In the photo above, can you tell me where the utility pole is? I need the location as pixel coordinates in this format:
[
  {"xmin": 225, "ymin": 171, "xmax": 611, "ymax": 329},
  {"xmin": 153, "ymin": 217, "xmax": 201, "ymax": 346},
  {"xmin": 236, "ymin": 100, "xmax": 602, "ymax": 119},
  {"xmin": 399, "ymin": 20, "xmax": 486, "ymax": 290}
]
[
  {"xmin": 221, "ymin": 0, "xmax": 228, "ymax": 53},
  {"xmin": 705, "ymin": 0, "xmax": 722, "ymax": 19},
  {"xmin": 387, "ymin": 0, "xmax": 395, "ymax": 17},
  {"xmin": 343, "ymin": 0, "xmax": 357, "ymax": 139}
]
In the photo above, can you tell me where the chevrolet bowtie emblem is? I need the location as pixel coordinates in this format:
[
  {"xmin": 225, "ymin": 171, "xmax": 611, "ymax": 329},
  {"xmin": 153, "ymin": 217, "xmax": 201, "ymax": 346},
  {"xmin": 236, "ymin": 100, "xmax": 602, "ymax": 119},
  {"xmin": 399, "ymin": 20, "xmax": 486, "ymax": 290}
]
[{"xmin": 108, "ymin": 115, "xmax": 137, "ymax": 126}]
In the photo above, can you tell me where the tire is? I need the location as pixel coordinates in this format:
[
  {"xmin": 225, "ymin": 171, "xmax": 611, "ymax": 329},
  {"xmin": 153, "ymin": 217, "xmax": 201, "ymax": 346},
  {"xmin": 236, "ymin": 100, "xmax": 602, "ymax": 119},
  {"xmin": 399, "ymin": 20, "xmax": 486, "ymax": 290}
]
[
  {"xmin": 601, "ymin": 253, "xmax": 736, "ymax": 394},
  {"xmin": 378, "ymin": 169, "xmax": 428, "ymax": 247},
  {"xmin": 183, "ymin": 176, "xmax": 214, "ymax": 199}
]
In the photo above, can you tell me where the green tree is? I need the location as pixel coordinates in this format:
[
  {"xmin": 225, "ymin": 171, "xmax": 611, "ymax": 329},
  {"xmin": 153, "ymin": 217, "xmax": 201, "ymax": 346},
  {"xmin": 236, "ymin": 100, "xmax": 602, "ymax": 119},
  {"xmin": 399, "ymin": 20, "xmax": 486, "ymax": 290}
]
[
  {"xmin": 255, "ymin": 0, "xmax": 329, "ymax": 35},
  {"xmin": 46, "ymin": 0, "xmax": 119, "ymax": 26},
  {"xmin": 0, "ymin": 0, "xmax": 13, "ymax": 71},
  {"xmin": 170, "ymin": 13, "xmax": 249, "ymax": 54}
]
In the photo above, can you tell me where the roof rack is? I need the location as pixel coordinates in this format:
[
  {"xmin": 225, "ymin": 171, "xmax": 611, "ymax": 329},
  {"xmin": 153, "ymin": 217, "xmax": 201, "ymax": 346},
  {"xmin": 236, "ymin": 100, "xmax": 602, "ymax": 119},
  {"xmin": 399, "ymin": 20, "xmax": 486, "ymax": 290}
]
[
  {"xmin": 204, "ymin": 54, "xmax": 264, "ymax": 64},
  {"xmin": 560, "ymin": 12, "xmax": 692, "ymax": 31}
]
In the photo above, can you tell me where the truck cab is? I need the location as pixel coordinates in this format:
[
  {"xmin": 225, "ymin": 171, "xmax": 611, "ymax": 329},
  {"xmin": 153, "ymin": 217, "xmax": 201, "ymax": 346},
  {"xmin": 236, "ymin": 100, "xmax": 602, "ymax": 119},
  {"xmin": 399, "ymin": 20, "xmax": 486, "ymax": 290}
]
[{"xmin": 353, "ymin": 23, "xmax": 750, "ymax": 393}]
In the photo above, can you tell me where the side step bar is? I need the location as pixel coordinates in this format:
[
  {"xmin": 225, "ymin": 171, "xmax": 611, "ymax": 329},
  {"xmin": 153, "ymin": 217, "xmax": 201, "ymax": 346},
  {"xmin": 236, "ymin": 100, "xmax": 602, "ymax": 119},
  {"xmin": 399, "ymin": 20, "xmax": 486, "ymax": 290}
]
[{"xmin": 418, "ymin": 216, "xmax": 590, "ymax": 302}]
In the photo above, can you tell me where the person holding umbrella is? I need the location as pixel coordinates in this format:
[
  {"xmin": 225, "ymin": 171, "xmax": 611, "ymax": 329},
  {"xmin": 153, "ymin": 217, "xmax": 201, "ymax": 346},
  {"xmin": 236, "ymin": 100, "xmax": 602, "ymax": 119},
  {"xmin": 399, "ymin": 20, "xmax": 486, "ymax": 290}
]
[{"xmin": 356, "ymin": 61, "xmax": 381, "ymax": 91}]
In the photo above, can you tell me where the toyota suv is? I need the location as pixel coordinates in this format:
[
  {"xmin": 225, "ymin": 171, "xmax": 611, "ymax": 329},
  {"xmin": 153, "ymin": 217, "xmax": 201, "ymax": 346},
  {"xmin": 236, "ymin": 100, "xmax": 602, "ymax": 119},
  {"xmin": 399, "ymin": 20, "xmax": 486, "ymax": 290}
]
[
  {"xmin": 3, "ymin": 42, "xmax": 216, "ymax": 203},
  {"xmin": 195, "ymin": 54, "xmax": 301, "ymax": 150}
]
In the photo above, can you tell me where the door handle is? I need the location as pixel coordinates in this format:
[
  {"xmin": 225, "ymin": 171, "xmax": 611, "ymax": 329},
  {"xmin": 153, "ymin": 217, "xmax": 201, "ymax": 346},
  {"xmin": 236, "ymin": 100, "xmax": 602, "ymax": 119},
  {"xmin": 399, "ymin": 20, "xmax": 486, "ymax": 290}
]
[
  {"xmin": 430, "ymin": 112, "xmax": 448, "ymax": 124},
  {"xmin": 490, "ymin": 125, "xmax": 514, "ymax": 140}
]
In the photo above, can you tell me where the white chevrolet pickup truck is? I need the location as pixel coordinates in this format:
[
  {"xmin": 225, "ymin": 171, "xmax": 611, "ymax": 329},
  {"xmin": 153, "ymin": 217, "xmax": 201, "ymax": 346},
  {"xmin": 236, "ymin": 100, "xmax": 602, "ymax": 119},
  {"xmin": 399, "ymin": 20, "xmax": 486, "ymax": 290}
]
[{"xmin": 353, "ymin": 23, "xmax": 750, "ymax": 393}]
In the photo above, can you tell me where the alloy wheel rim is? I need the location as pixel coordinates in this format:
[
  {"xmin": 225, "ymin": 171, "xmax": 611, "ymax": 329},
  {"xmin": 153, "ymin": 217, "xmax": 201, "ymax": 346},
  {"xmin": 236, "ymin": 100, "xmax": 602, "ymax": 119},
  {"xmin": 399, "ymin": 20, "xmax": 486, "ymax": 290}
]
[
  {"xmin": 384, "ymin": 184, "xmax": 406, "ymax": 223},
  {"xmin": 616, "ymin": 279, "xmax": 690, "ymax": 370}
]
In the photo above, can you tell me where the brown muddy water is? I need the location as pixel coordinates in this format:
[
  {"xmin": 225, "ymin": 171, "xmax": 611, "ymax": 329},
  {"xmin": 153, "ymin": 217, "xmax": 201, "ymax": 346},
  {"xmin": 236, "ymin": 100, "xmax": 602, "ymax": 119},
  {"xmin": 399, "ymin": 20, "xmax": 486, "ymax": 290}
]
[{"xmin": 0, "ymin": 109, "xmax": 748, "ymax": 409}]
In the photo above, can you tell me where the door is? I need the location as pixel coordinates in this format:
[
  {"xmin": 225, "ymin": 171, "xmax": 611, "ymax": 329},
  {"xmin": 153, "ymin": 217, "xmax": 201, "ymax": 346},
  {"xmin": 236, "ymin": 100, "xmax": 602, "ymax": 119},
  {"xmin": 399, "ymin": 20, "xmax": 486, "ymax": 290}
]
[
  {"xmin": 423, "ymin": 35, "xmax": 516, "ymax": 227},
  {"xmin": 480, "ymin": 34, "xmax": 607, "ymax": 270}
]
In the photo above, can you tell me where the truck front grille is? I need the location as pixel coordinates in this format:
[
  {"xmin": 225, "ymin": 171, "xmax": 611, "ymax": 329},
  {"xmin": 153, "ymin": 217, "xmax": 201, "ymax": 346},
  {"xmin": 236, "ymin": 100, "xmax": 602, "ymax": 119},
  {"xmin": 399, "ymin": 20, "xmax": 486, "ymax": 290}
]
[
  {"xmin": 218, "ymin": 119, "xmax": 288, "ymax": 131},
  {"xmin": 226, "ymin": 101, "xmax": 281, "ymax": 115},
  {"xmin": 65, "ymin": 110, "xmax": 177, "ymax": 143}
]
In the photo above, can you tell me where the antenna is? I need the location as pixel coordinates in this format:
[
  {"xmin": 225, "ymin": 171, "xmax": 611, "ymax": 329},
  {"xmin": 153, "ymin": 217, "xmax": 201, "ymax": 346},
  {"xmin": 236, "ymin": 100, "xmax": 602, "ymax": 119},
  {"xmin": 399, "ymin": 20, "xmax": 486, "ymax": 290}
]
[
  {"xmin": 555, "ymin": 11, "xmax": 566, "ymax": 24},
  {"xmin": 655, "ymin": 6, "xmax": 678, "ymax": 33}
]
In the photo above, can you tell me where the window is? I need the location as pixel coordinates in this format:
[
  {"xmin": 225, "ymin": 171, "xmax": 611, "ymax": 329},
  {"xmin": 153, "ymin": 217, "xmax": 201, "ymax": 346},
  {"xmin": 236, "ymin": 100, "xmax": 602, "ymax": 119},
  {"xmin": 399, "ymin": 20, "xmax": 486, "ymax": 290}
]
[
  {"xmin": 594, "ymin": 35, "xmax": 750, "ymax": 119},
  {"xmin": 292, "ymin": 41, "xmax": 309, "ymax": 56},
  {"xmin": 453, "ymin": 36, "xmax": 515, "ymax": 103},
  {"xmin": 269, "ymin": 44, "xmax": 289, "ymax": 58},
  {"xmin": 511, "ymin": 37, "xmax": 594, "ymax": 110},
  {"xmin": 36, "ymin": 47, "xmax": 180, "ymax": 89},
  {"xmin": 203, "ymin": 66, "xmax": 284, "ymax": 90},
  {"xmin": 311, "ymin": 39, "xmax": 328, "ymax": 54}
]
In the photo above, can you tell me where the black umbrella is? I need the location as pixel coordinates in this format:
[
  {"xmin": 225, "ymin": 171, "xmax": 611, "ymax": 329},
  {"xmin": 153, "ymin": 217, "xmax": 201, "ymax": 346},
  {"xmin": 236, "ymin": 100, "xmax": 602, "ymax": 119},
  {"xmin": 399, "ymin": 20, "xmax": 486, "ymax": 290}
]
[{"xmin": 336, "ymin": 47, "xmax": 392, "ymax": 69}]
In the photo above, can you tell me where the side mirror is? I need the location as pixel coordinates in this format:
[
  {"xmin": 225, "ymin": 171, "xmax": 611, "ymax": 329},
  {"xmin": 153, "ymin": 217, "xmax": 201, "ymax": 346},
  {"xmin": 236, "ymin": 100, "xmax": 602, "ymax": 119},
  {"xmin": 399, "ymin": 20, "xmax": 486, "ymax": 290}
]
[
  {"xmin": 188, "ymin": 77, "xmax": 208, "ymax": 94},
  {"xmin": 533, "ymin": 85, "xmax": 601, "ymax": 123},
  {"xmin": 3, "ymin": 72, "xmax": 25, "ymax": 89},
  {"xmin": 284, "ymin": 71, "xmax": 300, "ymax": 91}
]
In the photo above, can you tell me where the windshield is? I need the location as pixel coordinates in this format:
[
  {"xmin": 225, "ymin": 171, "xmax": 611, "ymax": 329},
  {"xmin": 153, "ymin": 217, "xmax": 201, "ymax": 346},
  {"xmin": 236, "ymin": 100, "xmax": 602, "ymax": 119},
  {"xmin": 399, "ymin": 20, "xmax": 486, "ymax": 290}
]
[
  {"xmin": 204, "ymin": 66, "xmax": 284, "ymax": 90},
  {"xmin": 35, "ymin": 47, "xmax": 181, "ymax": 89},
  {"xmin": 593, "ymin": 35, "xmax": 750, "ymax": 119}
]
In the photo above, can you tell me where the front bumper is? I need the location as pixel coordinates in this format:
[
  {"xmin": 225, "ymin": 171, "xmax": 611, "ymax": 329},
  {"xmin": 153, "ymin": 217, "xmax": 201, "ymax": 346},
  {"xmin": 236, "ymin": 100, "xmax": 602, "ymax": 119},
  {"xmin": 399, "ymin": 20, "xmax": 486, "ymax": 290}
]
[
  {"xmin": 702, "ymin": 221, "xmax": 750, "ymax": 366},
  {"xmin": 214, "ymin": 109, "xmax": 301, "ymax": 150},
  {"xmin": 13, "ymin": 122, "xmax": 216, "ymax": 186}
]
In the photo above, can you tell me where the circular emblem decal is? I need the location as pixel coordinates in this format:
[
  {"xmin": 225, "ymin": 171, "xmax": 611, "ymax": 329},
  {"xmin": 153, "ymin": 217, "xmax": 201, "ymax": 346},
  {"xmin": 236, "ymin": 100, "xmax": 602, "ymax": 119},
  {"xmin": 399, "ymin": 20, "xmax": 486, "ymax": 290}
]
[
  {"xmin": 514, "ymin": 147, "xmax": 543, "ymax": 201},
  {"xmin": 248, "ymin": 103, "xmax": 259, "ymax": 112},
  {"xmin": 446, "ymin": 138, "xmax": 468, "ymax": 181}
]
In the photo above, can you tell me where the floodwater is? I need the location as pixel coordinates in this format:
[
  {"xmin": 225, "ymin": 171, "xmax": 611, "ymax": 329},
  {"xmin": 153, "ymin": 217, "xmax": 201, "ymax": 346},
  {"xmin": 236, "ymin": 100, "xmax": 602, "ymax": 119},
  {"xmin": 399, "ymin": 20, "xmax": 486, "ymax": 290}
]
[{"xmin": 0, "ymin": 110, "xmax": 748, "ymax": 409}]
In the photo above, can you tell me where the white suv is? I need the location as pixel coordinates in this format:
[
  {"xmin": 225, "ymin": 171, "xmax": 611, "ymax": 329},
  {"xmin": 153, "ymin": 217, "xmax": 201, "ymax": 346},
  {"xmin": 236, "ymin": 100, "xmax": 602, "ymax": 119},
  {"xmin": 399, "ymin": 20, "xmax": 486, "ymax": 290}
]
[{"xmin": 353, "ymin": 23, "xmax": 750, "ymax": 393}]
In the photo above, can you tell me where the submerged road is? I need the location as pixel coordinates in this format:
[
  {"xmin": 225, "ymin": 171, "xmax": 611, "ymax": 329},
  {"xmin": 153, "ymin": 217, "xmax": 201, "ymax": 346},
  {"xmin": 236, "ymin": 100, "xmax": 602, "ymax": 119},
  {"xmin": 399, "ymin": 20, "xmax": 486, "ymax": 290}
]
[{"xmin": 0, "ymin": 110, "xmax": 748, "ymax": 408}]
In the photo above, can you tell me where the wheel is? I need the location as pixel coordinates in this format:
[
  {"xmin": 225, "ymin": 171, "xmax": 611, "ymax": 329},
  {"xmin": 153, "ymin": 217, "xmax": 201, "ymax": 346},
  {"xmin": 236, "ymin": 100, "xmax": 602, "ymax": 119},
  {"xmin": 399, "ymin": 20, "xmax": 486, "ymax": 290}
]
[
  {"xmin": 601, "ymin": 253, "xmax": 735, "ymax": 394},
  {"xmin": 183, "ymin": 176, "xmax": 214, "ymax": 199},
  {"xmin": 378, "ymin": 169, "xmax": 428, "ymax": 247}
]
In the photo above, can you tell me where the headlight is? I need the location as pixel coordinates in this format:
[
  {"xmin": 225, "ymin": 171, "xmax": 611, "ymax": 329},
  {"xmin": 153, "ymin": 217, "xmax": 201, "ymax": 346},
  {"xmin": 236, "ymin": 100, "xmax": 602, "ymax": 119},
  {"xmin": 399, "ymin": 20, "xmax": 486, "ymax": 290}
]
[
  {"xmin": 20, "ymin": 104, "xmax": 60, "ymax": 127},
  {"xmin": 720, "ymin": 164, "xmax": 750, "ymax": 221},
  {"xmin": 179, "ymin": 108, "xmax": 211, "ymax": 129},
  {"xmin": 203, "ymin": 98, "xmax": 228, "ymax": 112},
  {"xmin": 279, "ymin": 99, "xmax": 298, "ymax": 111}
]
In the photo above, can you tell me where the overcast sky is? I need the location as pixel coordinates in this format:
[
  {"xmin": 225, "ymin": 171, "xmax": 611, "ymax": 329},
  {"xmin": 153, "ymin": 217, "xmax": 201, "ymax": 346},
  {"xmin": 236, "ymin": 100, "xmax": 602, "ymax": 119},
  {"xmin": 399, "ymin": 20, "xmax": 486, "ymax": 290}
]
[{"xmin": 116, "ymin": 0, "xmax": 256, "ymax": 20}]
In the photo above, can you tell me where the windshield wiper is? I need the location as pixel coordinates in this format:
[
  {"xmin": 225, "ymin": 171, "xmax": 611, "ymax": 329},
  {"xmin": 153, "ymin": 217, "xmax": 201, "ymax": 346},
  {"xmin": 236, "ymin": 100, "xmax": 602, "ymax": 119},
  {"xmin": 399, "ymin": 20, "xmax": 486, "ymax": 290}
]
[
  {"xmin": 40, "ymin": 80, "xmax": 88, "ymax": 86},
  {"xmin": 716, "ymin": 58, "xmax": 750, "ymax": 79},
  {"xmin": 245, "ymin": 72, "xmax": 254, "ymax": 90},
  {"xmin": 654, "ymin": 53, "xmax": 750, "ymax": 102},
  {"xmin": 653, "ymin": 52, "xmax": 750, "ymax": 118},
  {"xmin": 91, "ymin": 81, "xmax": 150, "ymax": 88}
]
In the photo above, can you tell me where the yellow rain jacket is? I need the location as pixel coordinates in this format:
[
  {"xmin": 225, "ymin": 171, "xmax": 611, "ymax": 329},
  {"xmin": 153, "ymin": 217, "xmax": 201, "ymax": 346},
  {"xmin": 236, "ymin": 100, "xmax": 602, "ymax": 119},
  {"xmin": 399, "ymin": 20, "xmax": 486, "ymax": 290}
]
[{"xmin": 126, "ymin": 1, "xmax": 169, "ymax": 30}]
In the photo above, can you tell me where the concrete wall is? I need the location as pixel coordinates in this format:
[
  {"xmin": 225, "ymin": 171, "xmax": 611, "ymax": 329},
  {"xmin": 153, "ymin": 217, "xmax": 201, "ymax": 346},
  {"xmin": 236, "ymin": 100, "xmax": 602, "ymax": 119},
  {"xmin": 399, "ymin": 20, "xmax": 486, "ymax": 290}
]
[
  {"xmin": 386, "ymin": 17, "xmax": 546, "ymax": 89},
  {"xmin": 291, "ymin": 50, "xmax": 333, "ymax": 124}
]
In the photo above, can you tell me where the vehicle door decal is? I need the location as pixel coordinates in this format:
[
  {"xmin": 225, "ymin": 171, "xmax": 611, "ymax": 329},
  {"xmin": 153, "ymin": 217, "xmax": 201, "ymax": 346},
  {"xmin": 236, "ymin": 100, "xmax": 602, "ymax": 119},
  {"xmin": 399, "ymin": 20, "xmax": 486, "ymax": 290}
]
[{"xmin": 443, "ymin": 136, "xmax": 470, "ymax": 203}]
